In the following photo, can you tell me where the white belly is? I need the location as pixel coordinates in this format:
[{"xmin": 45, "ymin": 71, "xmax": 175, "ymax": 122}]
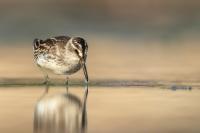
[{"xmin": 36, "ymin": 54, "xmax": 82, "ymax": 75}]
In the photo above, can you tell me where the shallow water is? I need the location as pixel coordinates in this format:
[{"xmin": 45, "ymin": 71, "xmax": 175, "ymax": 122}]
[{"xmin": 0, "ymin": 86, "xmax": 200, "ymax": 133}]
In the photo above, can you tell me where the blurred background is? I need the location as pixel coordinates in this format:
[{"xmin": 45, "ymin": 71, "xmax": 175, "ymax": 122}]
[
  {"xmin": 1, "ymin": 1, "xmax": 200, "ymax": 133},
  {"xmin": 0, "ymin": 0, "xmax": 200, "ymax": 81}
]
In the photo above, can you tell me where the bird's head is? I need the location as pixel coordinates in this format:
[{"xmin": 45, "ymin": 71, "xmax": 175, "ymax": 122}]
[{"xmin": 71, "ymin": 37, "xmax": 88, "ymax": 63}]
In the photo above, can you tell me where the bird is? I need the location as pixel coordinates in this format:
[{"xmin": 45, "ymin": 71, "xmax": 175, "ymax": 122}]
[{"xmin": 33, "ymin": 35, "xmax": 88, "ymax": 92}]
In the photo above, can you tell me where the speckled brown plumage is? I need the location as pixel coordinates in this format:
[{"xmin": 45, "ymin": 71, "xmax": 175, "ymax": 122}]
[{"xmin": 33, "ymin": 35, "xmax": 88, "ymax": 83}]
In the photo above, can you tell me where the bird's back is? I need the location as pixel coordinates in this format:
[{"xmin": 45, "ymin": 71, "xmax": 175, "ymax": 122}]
[{"xmin": 34, "ymin": 36, "xmax": 70, "ymax": 51}]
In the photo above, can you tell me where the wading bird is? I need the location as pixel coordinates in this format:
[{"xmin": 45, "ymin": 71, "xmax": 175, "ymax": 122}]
[{"xmin": 33, "ymin": 36, "xmax": 88, "ymax": 92}]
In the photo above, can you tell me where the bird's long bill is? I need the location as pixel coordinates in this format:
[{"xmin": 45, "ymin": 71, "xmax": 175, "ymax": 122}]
[{"xmin": 83, "ymin": 63, "xmax": 88, "ymax": 83}]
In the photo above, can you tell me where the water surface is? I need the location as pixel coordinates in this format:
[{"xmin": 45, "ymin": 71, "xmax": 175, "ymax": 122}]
[{"xmin": 0, "ymin": 86, "xmax": 199, "ymax": 133}]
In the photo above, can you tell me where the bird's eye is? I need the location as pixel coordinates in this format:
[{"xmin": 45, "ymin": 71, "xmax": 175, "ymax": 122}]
[{"xmin": 34, "ymin": 39, "xmax": 40, "ymax": 48}]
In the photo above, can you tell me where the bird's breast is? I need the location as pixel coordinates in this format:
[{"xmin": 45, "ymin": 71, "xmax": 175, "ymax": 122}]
[{"xmin": 36, "ymin": 53, "xmax": 82, "ymax": 75}]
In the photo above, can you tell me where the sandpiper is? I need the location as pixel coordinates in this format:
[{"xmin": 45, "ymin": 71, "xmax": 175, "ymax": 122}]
[{"xmin": 33, "ymin": 35, "xmax": 88, "ymax": 92}]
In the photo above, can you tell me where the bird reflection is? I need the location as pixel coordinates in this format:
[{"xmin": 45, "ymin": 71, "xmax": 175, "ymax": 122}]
[{"xmin": 33, "ymin": 86, "xmax": 88, "ymax": 133}]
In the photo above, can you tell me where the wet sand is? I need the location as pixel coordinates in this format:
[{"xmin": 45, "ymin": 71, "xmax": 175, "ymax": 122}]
[{"xmin": 0, "ymin": 86, "xmax": 199, "ymax": 133}]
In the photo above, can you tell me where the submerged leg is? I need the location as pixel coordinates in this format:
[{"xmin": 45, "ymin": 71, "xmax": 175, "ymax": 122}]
[
  {"xmin": 39, "ymin": 79, "xmax": 49, "ymax": 100},
  {"xmin": 65, "ymin": 76, "xmax": 69, "ymax": 93},
  {"xmin": 45, "ymin": 82, "xmax": 49, "ymax": 93}
]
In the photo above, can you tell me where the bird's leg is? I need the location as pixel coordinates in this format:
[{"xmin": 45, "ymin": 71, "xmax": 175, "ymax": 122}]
[
  {"xmin": 42, "ymin": 74, "xmax": 48, "ymax": 84},
  {"xmin": 44, "ymin": 74, "xmax": 49, "ymax": 93},
  {"xmin": 65, "ymin": 76, "xmax": 69, "ymax": 93},
  {"xmin": 45, "ymin": 82, "xmax": 49, "ymax": 94}
]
